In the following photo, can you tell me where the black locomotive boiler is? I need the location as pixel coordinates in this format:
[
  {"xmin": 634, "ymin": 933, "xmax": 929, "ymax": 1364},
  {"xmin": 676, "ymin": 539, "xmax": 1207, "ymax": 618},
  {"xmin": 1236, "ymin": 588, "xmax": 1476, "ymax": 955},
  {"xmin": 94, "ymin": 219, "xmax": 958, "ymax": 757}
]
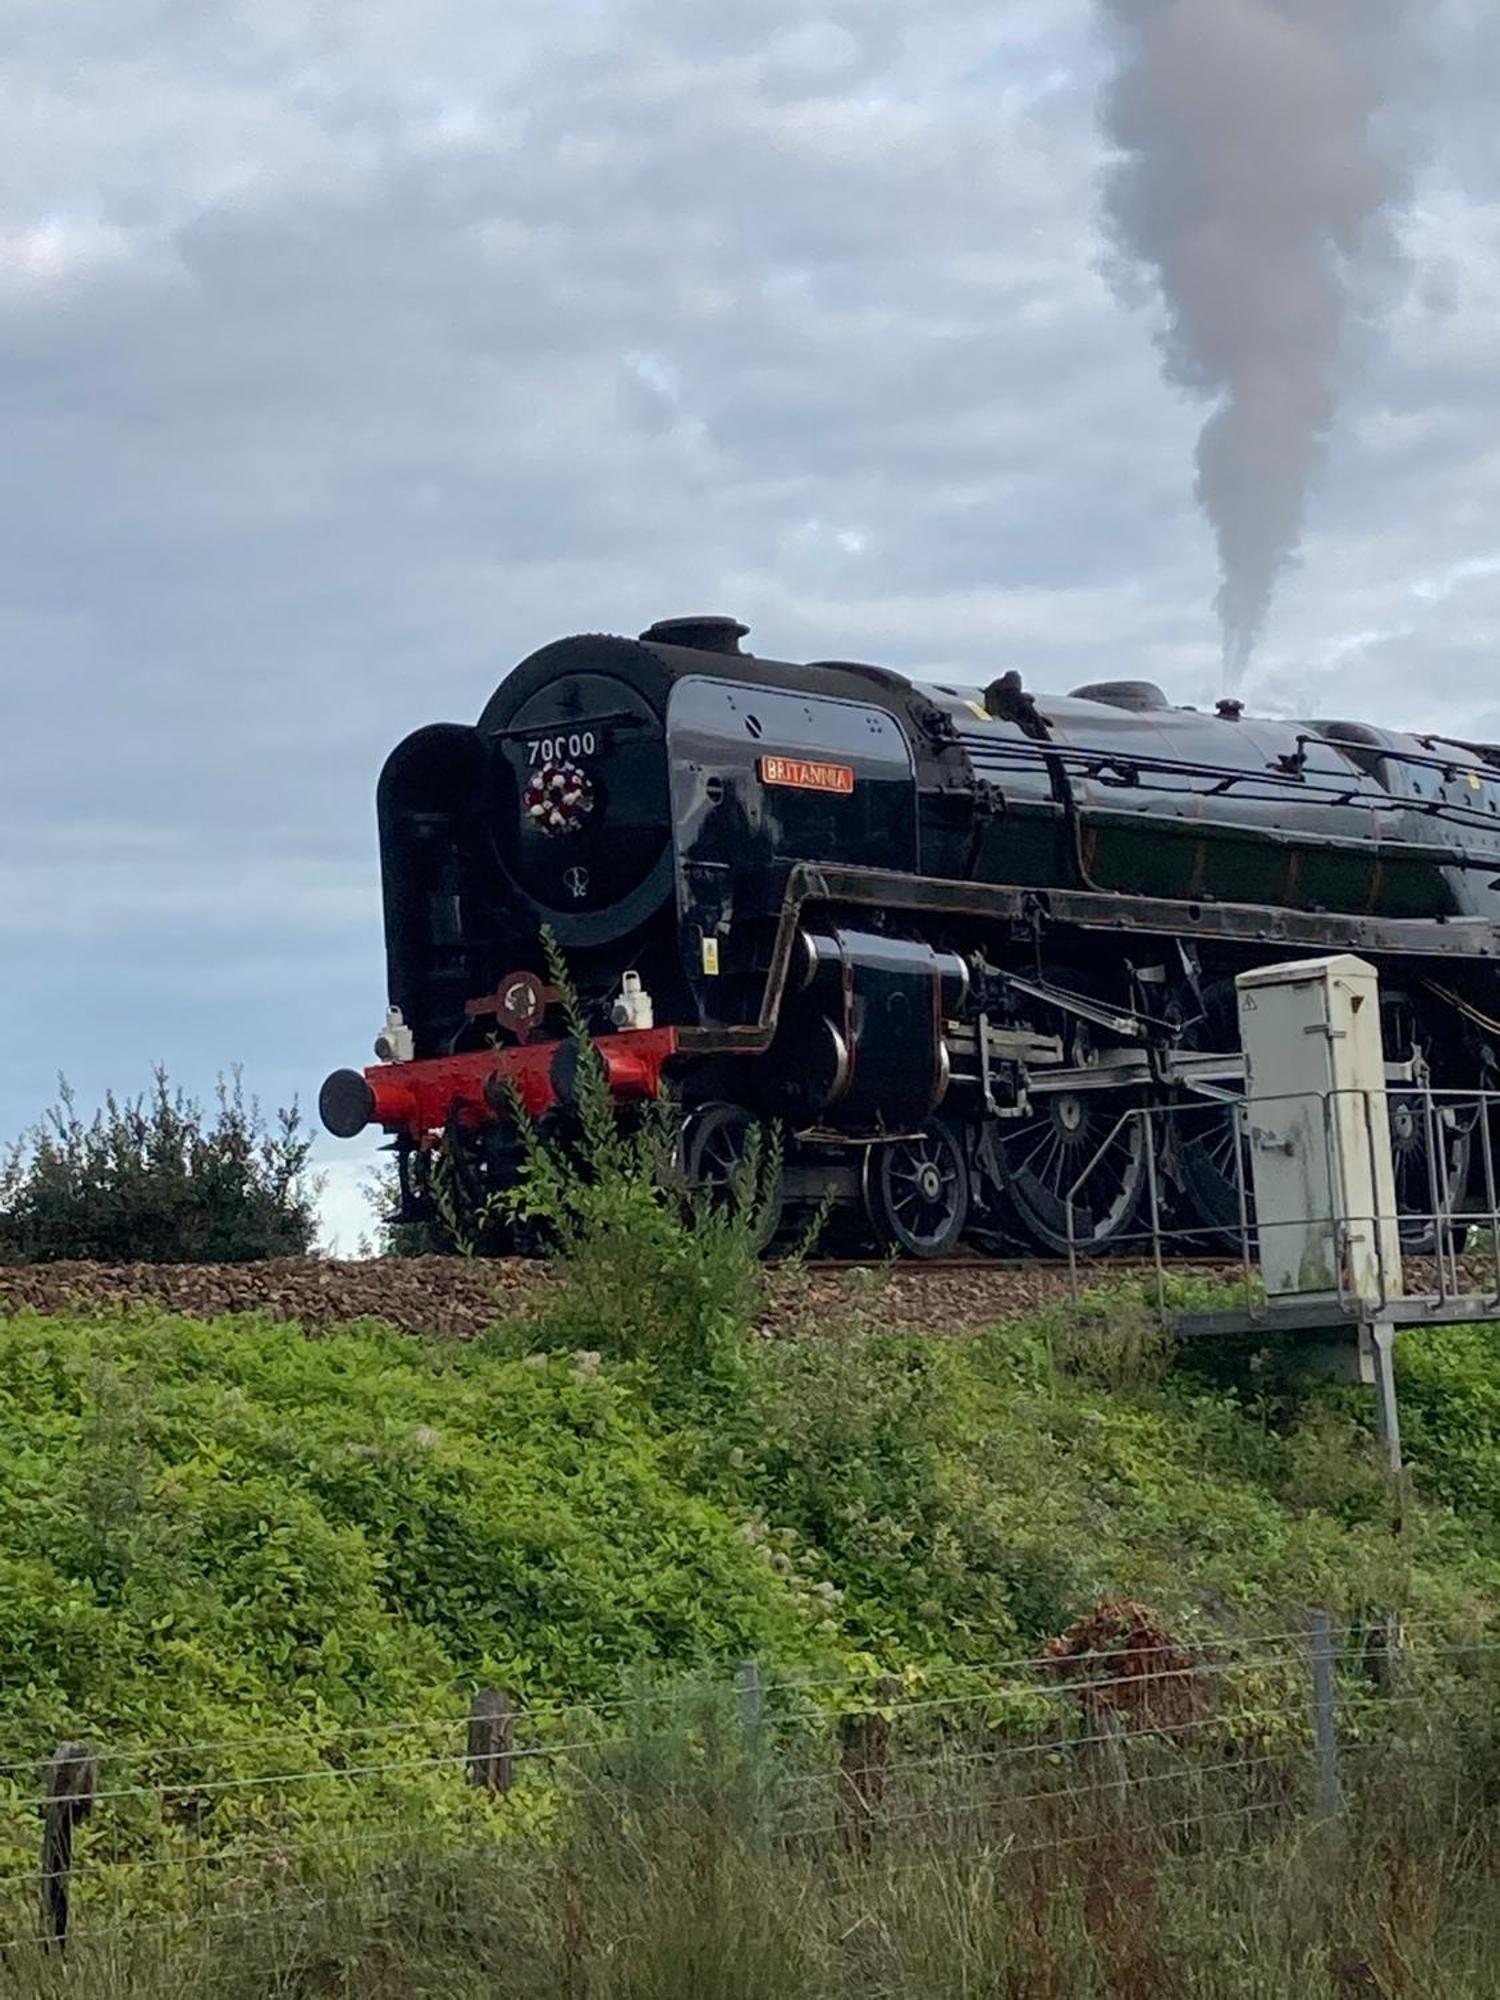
[{"xmin": 320, "ymin": 615, "xmax": 1500, "ymax": 1257}]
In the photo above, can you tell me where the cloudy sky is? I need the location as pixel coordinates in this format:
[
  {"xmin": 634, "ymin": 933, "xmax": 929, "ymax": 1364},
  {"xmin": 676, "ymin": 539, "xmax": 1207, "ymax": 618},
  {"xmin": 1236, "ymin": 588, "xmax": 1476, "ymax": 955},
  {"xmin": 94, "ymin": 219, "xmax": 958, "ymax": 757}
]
[{"xmin": 3, "ymin": 0, "xmax": 1497, "ymax": 1248}]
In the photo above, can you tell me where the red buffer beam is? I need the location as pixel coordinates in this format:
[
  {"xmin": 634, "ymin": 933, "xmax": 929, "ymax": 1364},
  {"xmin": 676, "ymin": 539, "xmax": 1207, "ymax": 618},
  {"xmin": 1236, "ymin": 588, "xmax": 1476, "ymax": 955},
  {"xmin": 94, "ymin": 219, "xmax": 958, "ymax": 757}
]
[{"xmin": 319, "ymin": 1029, "xmax": 678, "ymax": 1142}]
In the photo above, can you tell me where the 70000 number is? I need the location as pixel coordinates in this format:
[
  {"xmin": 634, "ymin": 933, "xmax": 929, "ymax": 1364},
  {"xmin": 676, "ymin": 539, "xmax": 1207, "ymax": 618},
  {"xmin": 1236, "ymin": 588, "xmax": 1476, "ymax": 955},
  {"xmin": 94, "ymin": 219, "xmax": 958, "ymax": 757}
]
[{"xmin": 526, "ymin": 730, "xmax": 597, "ymax": 765}]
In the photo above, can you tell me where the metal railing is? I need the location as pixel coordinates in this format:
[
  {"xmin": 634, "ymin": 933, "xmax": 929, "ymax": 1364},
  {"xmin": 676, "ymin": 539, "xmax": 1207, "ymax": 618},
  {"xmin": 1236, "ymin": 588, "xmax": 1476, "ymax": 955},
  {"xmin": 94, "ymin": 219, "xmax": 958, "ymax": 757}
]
[{"xmin": 1060, "ymin": 1083, "xmax": 1500, "ymax": 1324}]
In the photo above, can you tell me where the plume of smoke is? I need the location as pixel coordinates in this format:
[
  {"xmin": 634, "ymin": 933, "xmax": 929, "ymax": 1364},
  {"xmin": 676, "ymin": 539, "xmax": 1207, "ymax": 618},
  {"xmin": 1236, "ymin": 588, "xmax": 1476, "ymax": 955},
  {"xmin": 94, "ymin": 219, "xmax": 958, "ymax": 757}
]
[{"xmin": 1096, "ymin": 0, "xmax": 1409, "ymax": 682}]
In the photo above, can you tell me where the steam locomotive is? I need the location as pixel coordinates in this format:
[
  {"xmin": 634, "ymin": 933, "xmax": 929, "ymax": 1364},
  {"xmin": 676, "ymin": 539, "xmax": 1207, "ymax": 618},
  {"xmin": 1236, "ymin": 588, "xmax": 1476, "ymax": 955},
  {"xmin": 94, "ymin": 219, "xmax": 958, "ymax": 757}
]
[{"xmin": 320, "ymin": 615, "xmax": 1500, "ymax": 1257}]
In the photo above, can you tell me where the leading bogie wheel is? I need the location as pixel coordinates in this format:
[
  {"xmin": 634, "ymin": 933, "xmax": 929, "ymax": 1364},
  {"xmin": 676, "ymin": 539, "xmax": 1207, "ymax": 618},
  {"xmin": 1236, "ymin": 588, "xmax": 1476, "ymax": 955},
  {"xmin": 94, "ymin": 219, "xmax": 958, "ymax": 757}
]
[
  {"xmin": 864, "ymin": 1119, "xmax": 970, "ymax": 1259},
  {"xmin": 680, "ymin": 1102, "xmax": 784, "ymax": 1253}
]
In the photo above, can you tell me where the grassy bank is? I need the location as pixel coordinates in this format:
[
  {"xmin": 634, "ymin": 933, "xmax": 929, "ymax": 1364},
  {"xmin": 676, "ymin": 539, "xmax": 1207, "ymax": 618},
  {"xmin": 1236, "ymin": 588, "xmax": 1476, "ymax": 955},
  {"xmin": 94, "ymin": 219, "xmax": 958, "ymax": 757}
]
[
  {"xmin": 1, "ymin": 1286, "xmax": 1497, "ymax": 1782},
  {"xmin": 4, "ymin": 1243, "xmax": 1500, "ymax": 1990},
  {"xmin": 2, "ymin": 1291, "xmax": 1497, "ymax": 1764}
]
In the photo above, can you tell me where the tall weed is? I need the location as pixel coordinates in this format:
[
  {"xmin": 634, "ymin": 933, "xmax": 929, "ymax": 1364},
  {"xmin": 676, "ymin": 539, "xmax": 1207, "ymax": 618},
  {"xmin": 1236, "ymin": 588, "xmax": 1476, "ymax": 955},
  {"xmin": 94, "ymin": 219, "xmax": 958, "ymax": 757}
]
[{"xmin": 494, "ymin": 938, "xmax": 778, "ymax": 1397}]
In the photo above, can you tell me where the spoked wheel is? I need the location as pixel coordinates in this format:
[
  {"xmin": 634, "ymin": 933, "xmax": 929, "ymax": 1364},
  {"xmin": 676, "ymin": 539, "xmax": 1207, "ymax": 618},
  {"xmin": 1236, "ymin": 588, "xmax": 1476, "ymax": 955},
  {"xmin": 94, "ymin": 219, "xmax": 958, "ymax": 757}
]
[
  {"xmin": 1175, "ymin": 1097, "xmax": 1254, "ymax": 1254},
  {"xmin": 864, "ymin": 1119, "xmax": 970, "ymax": 1259},
  {"xmin": 1383, "ymin": 993, "xmax": 1472, "ymax": 1254},
  {"xmin": 1387, "ymin": 1094, "xmax": 1471, "ymax": 1255},
  {"xmin": 994, "ymin": 1091, "xmax": 1149, "ymax": 1256},
  {"xmin": 680, "ymin": 1102, "xmax": 784, "ymax": 1253},
  {"xmin": 1171, "ymin": 981, "xmax": 1254, "ymax": 1254}
]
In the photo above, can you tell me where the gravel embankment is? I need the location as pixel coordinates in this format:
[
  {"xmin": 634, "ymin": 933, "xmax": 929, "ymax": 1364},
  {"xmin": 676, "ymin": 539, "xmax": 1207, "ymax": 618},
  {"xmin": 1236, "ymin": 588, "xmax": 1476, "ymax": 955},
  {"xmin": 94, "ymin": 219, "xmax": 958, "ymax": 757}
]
[
  {"xmin": 0, "ymin": 1256, "xmax": 536, "ymax": 1341},
  {"xmin": 5, "ymin": 1253, "xmax": 1478, "ymax": 1339},
  {"xmin": 0, "ymin": 1255, "xmax": 1168, "ymax": 1340}
]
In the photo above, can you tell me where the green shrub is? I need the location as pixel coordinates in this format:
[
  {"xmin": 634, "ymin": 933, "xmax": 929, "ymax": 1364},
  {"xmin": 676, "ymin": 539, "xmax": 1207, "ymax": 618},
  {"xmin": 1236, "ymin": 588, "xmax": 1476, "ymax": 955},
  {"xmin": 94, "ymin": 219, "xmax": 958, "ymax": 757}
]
[
  {"xmin": 494, "ymin": 938, "xmax": 777, "ymax": 1397},
  {"xmin": 0, "ymin": 1308, "xmax": 829, "ymax": 1759},
  {"xmin": 1396, "ymin": 1322, "xmax": 1500, "ymax": 1523},
  {"xmin": 737, "ymin": 1308, "xmax": 1496, "ymax": 1664},
  {"xmin": 0, "ymin": 1068, "xmax": 316, "ymax": 1263}
]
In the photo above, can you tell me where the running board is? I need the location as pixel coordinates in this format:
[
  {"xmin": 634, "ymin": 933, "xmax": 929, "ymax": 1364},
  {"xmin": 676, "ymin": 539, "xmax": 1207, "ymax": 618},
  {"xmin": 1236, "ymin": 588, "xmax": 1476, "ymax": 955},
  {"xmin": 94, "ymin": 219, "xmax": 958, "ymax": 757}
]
[{"xmin": 1022, "ymin": 1050, "xmax": 1420, "ymax": 1096}]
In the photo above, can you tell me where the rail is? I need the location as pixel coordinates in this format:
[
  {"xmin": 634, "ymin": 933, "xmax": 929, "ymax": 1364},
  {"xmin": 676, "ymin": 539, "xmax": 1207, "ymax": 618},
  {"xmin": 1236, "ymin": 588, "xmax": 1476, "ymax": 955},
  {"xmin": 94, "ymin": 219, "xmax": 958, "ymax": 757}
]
[{"xmin": 955, "ymin": 729, "xmax": 1500, "ymax": 844}]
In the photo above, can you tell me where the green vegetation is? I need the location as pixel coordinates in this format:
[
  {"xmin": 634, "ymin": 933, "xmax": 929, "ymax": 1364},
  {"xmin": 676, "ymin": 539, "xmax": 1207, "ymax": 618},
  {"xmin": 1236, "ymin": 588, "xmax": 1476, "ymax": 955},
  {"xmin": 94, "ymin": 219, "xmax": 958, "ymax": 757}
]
[
  {"xmin": 0, "ymin": 1286, "xmax": 1496, "ymax": 1828},
  {"xmin": 1391, "ymin": 1320, "xmax": 1500, "ymax": 1528},
  {"xmin": 4, "ymin": 1056, "xmax": 1500, "ymax": 1993},
  {"xmin": 0, "ymin": 1069, "xmax": 316, "ymax": 1264}
]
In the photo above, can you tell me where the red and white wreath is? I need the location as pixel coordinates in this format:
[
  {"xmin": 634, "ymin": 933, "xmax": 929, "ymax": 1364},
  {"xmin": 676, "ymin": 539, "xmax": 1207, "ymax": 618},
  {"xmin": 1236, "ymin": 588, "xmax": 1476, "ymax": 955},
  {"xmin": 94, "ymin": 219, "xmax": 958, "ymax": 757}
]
[{"xmin": 523, "ymin": 760, "xmax": 595, "ymax": 838}]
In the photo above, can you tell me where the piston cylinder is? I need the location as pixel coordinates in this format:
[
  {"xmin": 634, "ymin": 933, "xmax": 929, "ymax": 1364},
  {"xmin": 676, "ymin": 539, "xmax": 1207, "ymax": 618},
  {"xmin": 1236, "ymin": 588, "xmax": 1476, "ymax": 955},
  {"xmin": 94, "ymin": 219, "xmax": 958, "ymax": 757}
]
[{"xmin": 771, "ymin": 929, "xmax": 963, "ymax": 1128}]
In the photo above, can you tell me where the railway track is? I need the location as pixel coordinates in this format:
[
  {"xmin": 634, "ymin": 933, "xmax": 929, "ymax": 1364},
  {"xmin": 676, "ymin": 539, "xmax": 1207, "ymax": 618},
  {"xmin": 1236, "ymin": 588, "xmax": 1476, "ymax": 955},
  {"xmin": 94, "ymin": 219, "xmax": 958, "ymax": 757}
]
[
  {"xmin": 5, "ymin": 1249, "xmax": 1495, "ymax": 1347},
  {"xmin": 800, "ymin": 1255, "xmax": 1232, "ymax": 1275}
]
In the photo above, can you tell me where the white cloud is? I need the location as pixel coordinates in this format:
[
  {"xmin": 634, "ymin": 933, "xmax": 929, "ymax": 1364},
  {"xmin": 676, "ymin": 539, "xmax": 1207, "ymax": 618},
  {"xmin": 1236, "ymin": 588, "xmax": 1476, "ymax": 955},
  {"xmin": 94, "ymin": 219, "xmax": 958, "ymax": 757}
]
[{"xmin": 0, "ymin": 0, "xmax": 1495, "ymax": 1242}]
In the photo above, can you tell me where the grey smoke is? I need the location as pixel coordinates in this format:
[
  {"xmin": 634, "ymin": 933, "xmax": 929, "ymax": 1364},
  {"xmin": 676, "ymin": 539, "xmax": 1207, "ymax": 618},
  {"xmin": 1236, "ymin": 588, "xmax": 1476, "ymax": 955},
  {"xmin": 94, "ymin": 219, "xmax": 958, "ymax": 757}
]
[{"xmin": 1097, "ymin": 0, "xmax": 1409, "ymax": 681}]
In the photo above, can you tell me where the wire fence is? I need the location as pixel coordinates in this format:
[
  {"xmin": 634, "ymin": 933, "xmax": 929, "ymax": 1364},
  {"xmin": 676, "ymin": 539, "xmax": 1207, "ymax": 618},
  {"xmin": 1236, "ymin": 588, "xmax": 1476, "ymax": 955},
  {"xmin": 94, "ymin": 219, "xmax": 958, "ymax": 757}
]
[{"xmin": 2, "ymin": 1610, "xmax": 1496, "ymax": 1957}]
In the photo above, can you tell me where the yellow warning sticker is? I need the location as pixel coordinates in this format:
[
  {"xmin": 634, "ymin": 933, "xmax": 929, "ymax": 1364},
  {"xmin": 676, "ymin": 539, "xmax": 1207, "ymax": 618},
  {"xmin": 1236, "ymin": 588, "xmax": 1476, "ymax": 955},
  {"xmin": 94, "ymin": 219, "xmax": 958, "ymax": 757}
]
[{"xmin": 701, "ymin": 936, "xmax": 720, "ymax": 975}]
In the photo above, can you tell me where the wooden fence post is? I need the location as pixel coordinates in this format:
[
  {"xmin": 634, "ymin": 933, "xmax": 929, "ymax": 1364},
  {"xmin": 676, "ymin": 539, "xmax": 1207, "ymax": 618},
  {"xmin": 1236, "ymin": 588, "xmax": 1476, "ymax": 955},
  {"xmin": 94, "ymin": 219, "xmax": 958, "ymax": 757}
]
[
  {"xmin": 838, "ymin": 1675, "xmax": 902, "ymax": 1855},
  {"xmin": 1362, "ymin": 1612, "xmax": 1403, "ymax": 1696},
  {"xmin": 466, "ymin": 1691, "xmax": 515, "ymax": 1794},
  {"xmin": 1083, "ymin": 1701, "xmax": 1129, "ymax": 1794},
  {"xmin": 40, "ymin": 1741, "xmax": 97, "ymax": 1951}
]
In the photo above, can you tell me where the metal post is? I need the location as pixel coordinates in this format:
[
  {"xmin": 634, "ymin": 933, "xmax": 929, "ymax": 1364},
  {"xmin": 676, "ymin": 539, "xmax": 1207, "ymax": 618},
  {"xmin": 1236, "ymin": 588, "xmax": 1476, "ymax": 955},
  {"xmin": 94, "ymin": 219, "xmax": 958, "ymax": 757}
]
[
  {"xmin": 1361, "ymin": 1088, "xmax": 1390, "ymax": 1313},
  {"xmin": 736, "ymin": 1659, "xmax": 764, "ymax": 1753},
  {"xmin": 1324, "ymin": 1090, "xmax": 1352, "ymax": 1316},
  {"xmin": 737, "ymin": 1659, "xmax": 767, "ymax": 1843},
  {"xmin": 1421, "ymin": 1087, "xmax": 1452, "ymax": 1301},
  {"xmin": 1480, "ymin": 1097, "xmax": 1500, "ymax": 1306},
  {"xmin": 1309, "ymin": 1611, "xmax": 1340, "ymax": 1820},
  {"xmin": 1143, "ymin": 1110, "xmax": 1166, "ymax": 1322},
  {"xmin": 1232, "ymin": 1098, "xmax": 1256, "ymax": 1317},
  {"xmin": 1363, "ymin": 1320, "xmax": 1403, "ymax": 1479}
]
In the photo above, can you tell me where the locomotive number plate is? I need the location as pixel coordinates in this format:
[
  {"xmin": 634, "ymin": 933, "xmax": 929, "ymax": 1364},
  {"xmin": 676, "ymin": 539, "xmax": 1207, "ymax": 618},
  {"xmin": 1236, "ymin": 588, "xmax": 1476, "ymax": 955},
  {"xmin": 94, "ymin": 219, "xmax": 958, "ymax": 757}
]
[
  {"xmin": 524, "ymin": 727, "xmax": 604, "ymax": 766},
  {"xmin": 758, "ymin": 755, "xmax": 855, "ymax": 795}
]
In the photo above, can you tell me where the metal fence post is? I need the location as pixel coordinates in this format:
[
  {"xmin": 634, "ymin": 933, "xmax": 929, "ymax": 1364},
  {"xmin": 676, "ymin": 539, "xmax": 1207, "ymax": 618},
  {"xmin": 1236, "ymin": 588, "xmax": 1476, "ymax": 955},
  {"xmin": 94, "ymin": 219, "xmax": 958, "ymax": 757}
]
[
  {"xmin": 736, "ymin": 1659, "xmax": 764, "ymax": 1755},
  {"xmin": 1309, "ymin": 1611, "xmax": 1340, "ymax": 1819},
  {"xmin": 736, "ymin": 1660, "xmax": 768, "ymax": 1844}
]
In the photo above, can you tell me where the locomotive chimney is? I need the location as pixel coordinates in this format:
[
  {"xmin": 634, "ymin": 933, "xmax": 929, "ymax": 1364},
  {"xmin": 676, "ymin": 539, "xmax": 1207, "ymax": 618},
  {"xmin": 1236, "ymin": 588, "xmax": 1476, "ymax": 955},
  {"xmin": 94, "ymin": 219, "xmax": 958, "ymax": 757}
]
[{"xmin": 639, "ymin": 615, "xmax": 749, "ymax": 656}]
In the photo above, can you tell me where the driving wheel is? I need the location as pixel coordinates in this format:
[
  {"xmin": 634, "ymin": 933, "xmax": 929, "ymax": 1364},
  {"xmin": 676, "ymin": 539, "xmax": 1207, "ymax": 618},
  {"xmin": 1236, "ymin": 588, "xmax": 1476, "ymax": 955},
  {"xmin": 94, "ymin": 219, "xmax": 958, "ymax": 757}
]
[{"xmin": 993, "ymin": 1090, "xmax": 1148, "ymax": 1255}]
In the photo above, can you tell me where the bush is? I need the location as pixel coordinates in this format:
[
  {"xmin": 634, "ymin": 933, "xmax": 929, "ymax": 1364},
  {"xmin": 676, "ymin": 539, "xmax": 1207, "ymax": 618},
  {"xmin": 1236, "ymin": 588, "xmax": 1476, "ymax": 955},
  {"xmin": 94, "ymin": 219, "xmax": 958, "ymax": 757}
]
[
  {"xmin": 0, "ymin": 1068, "xmax": 318, "ymax": 1263},
  {"xmin": 0, "ymin": 1308, "xmax": 830, "ymax": 1762},
  {"xmin": 493, "ymin": 939, "xmax": 779, "ymax": 1396}
]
